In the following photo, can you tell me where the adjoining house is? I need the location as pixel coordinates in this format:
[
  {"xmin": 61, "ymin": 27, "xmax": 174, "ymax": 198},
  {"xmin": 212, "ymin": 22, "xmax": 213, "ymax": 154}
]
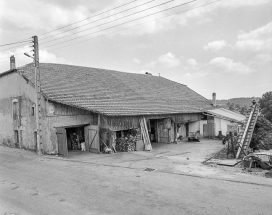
[
  {"xmin": 0, "ymin": 57, "xmax": 213, "ymax": 157},
  {"xmin": 188, "ymin": 93, "xmax": 246, "ymax": 139},
  {"xmin": 203, "ymin": 108, "xmax": 246, "ymax": 138}
]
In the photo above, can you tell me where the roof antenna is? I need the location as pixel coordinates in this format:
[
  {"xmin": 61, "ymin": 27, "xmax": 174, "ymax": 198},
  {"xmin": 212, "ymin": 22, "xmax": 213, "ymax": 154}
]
[{"xmin": 159, "ymin": 73, "xmax": 160, "ymax": 77}]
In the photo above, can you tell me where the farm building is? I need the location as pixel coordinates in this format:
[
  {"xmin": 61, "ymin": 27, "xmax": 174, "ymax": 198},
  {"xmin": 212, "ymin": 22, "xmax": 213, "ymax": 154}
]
[
  {"xmin": 0, "ymin": 58, "xmax": 214, "ymax": 157},
  {"xmin": 188, "ymin": 93, "xmax": 246, "ymax": 138},
  {"xmin": 203, "ymin": 108, "xmax": 246, "ymax": 138}
]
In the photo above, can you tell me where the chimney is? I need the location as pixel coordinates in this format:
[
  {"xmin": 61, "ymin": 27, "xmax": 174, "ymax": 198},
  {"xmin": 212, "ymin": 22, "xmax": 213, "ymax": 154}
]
[
  {"xmin": 10, "ymin": 55, "xmax": 16, "ymax": 70},
  {"xmin": 212, "ymin": 92, "xmax": 216, "ymax": 107}
]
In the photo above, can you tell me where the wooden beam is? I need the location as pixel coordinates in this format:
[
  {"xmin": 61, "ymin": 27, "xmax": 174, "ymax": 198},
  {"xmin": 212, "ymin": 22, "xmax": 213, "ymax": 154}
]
[{"xmin": 98, "ymin": 113, "xmax": 100, "ymax": 153}]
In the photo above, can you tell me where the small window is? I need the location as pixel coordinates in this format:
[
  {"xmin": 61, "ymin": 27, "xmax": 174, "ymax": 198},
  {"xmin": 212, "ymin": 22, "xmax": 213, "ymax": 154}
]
[
  {"xmin": 12, "ymin": 101, "xmax": 18, "ymax": 120},
  {"xmin": 116, "ymin": 131, "xmax": 122, "ymax": 138},
  {"xmin": 31, "ymin": 106, "xmax": 35, "ymax": 116}
]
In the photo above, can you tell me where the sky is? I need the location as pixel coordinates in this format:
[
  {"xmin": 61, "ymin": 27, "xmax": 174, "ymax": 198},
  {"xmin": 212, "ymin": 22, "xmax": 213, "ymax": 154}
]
[{"xmin": 0, "ymin": 0, "xmax": 271, "ymax": 100}]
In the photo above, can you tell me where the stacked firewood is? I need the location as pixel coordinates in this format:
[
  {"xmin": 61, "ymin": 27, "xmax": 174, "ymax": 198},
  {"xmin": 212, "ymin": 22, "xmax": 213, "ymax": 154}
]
[{"xmin": 115, "ymin": 129, "xmax": 137, "ymax": 152}]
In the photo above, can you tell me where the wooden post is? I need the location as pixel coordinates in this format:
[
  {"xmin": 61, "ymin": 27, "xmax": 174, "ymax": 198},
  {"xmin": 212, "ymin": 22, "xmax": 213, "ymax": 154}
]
[
  {"xmin": 97, "ymin": 113, "xmax": 100, "ymax": 153},
  {"xmin": 34, "ymin": 36, "xmax": 42, "ymax": 156},
  {"xmin": 174, "ymin": 122, "xmax": 177, "ymax": 143},
  {"xmin": 230, "ymin": 132, "xmax": 236, "ymax": 158}
]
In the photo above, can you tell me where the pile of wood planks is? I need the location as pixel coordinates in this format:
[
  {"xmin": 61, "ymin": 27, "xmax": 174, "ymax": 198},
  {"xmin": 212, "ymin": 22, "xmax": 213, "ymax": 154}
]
[{"xmin": 140, "ymin": 117, "xmax": 152, "ymax": 151}]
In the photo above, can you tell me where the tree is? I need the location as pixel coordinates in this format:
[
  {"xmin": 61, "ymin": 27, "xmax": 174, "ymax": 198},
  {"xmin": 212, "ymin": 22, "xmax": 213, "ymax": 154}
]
[
  {"xmin": 235, "ymin": 104, "xmax": 241, "ymax": 110},
  {"xmin": 259, "ymin": 91, "xmax": 272, "ymax": 123},
  {"xmin": 227, "ymin": 102, "xmax": 235, "ymax": 111},
  {"xmin": 240, "ymin": 105, "xmax": 248, "ymax": 116},
  {"xmin": 254, "ymin": 116, "xmax": 272, "ymax": 150}
]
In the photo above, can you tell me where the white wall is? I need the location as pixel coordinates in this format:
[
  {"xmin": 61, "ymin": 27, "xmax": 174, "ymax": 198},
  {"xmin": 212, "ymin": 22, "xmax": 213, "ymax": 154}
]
[
  {"xmin": 202, "ymin": 117, "xmax": 239, "ymax": 136},
  {"xmin": 214, "ymin": 118, "xmax": 221, "ymax": 136},
  {"xmin": 189, "ymin": 121, "xmax": 199, "ymax": 133},
  {"xmin": 219, "ymin": 118, "xmax": 238, "ymax": 136},
  {"xmin": 177, "ymin": 124, "xmax": 186, "ymax": 137},
  {"xmin": 189, "ymin": 121, "xmax": 206, "ymax": 135},
  {"xmin": 188, "ymin": 117, "xmax": 240, "ymax": 138}
]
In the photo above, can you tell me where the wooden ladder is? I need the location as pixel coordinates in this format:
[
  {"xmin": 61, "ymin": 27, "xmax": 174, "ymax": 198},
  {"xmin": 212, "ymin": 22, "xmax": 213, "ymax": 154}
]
[{"xmin": 236, "ymin": 104, "xmax": 259, "ymax": 158}]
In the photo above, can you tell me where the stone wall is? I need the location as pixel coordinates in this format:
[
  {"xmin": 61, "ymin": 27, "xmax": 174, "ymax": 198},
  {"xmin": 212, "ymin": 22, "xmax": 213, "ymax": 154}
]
[{"xmin": 0, "ymin": 71, "xmax": 39, "ymax": 150}]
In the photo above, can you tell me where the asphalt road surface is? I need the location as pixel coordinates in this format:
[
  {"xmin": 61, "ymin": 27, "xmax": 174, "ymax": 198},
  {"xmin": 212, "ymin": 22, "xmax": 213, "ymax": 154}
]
[{"xmin": 0, "ymin": 147, "xmax": 271, "ymax": 215}]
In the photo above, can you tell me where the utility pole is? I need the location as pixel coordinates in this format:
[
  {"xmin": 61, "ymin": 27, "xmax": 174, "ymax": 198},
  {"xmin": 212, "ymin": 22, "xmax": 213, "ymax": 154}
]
[{"xmin": 33, "ymin": 36, "xmax": 43, "ymax": 156}]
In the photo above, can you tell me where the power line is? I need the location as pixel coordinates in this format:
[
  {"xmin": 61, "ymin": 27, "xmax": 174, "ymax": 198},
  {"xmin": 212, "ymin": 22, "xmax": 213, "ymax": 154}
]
[
  {"xmin": 0, "ymin": 1, "xmax": 138, "ymax": 53},
  {"xmin": 40, "ymin": 0, "xmax": 156, "ymax": 41},
  {"xmin": 41, "ymin": 0, "xmax": 197, "ymax": 49},
  {"xmin": 46, "ymin": 0, "xmax": 220, "ymax": 53},
  {"xmin": 0, "ymin": 41, "xmax": 32, "ymax": 52},
  {"xmin": 39, "ymin": 0, "xmax": 138, "ymax": 37},
  {"xmin": 41, "ymin": 0, "xmax": 176, "ymax": 45},
  {"xmin": 0, "ymin": 0, "xmax": 221, "ymax": 61},
  {"xmin": 0, "ymin": 39, "xmax": 31, "ymax": 47}
]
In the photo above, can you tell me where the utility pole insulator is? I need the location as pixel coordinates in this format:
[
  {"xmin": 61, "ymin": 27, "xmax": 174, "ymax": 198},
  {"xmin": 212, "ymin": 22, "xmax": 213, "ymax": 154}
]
[{"xmin": 33, "ymin": 36, "xmax": 43, "ymax": 156}]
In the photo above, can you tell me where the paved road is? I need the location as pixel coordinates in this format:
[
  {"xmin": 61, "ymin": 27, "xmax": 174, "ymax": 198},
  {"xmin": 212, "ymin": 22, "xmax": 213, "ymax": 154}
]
[{"xmin": 0, "ymin": 147, "xmax": 271, "ymax": 215}]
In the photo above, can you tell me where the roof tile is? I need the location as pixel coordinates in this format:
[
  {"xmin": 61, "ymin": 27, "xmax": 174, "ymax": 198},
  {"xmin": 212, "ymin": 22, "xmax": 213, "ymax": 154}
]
[{"xmin": 18, "ymin": 63, "xmax": 212, "ymax": 116}]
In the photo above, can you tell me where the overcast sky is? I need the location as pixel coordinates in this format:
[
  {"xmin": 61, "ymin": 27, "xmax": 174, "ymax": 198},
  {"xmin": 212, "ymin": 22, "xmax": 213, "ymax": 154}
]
[{"xmin": 0, "ymin": 0, "xmax": 271, "ymax": 99}]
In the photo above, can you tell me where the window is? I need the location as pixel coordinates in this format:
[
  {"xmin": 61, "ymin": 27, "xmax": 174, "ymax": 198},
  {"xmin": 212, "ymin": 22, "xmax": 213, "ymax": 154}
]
[
  {"xmin": 12, "ymin": 100, "xmax": 18, "ymax": 120},
  {"xmin": 116, "ymin": 131, "xmax": 122, "ymax": 138},
  {"xmin": 31, "ymin": 106, "xmax": 35, "ymax": 116}
]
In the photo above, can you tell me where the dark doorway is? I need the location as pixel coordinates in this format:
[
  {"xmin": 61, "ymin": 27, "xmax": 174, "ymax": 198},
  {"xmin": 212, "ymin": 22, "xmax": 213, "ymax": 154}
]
[
  {"xmin": 14, "ymin": 130, "xmax": 19, "ymax": 147},
  {"xmin": 149, "ymin": 119, "xmax": 157, "ymax": 142},
  {"xmin": 185, "ymin": 123, "xmax": 189, "ymax": 137},
  {"xmin": 34, "ymin": 131, "xmax": 37, "ymax": 150},
  {"xmin": 66, "ymin": 126, "xmax": 85, "ymax": 151},
  {"xmin": 56, "ymin": 125, "xmax": 89, "ymax": 158}
]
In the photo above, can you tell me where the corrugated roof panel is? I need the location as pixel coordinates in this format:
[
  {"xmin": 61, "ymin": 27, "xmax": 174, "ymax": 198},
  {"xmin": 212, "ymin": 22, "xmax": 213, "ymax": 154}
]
[{"xmin": 207, "ymin": 108, "xmax": 246, "ymax": 122}]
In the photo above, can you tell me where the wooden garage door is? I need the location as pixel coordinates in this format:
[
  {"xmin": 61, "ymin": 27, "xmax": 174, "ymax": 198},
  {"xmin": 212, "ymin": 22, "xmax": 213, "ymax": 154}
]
[
  {"xmin": 88, "ymin": 125, "xmax": 100, "ymax": 153},
  {"xmin": 56, "ymin": 128, "xmax": 68, "ymax": 158}
]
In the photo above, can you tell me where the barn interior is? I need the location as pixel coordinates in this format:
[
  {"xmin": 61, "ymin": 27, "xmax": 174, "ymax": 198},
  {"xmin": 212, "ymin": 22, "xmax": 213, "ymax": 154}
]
[{"xmin": 66, "ymin": 126, "xmax": 85, "ymax": 151}]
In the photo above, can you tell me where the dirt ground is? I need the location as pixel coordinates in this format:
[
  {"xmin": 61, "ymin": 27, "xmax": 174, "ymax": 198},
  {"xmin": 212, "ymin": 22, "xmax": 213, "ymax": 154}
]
[
  {"xmin": 55, "ymin": 138, "xmax": 271, "ymax": 183},
  {"xmin": 203, "ymin": 143, "xmax": 272, "ymax": 179},
  {"xmin": 1, "ymin": 139, "xmax": 272, "ymax": 215}
]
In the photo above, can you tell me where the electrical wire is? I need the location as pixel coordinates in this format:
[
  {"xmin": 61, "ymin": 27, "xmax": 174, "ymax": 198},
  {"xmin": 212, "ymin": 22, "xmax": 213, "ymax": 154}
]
[
  {"xmin": 45, "ymin": 0, "xmax": 220, "ymax": 52},
  {"xmin": 38, "ymin": 0, "xmax": 138, "ymax": 37},
  {"xmin": 41, "ymin": 0, "xmax": 176, "ymax": 45},
  {"xmin": 0, "ymin": 41, "xmax": 32, "ymax": 52},
  {"xmin": 0, "ymin": 39, "xmax": 32, "ymax": 47},
  {"xmin": 40, "ymin": 0, "xmax": 156, "ymax": 41},
  {"xmin": 0, "ymin": 0, "xmax": 221, "ymax": 61},
  {"xmin": 41, "ymin": 0, "xmax": 197, "ymax": 48},
  {"xmin": 0, "ymin": 0, "xmax": 138, "ymax": 53}
]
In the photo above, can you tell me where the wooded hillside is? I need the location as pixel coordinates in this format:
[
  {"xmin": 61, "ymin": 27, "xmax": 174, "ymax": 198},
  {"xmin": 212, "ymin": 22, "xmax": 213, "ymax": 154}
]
[{"xmin": 215, "ymin": 97, "xmax": 260, "ymax": 107}]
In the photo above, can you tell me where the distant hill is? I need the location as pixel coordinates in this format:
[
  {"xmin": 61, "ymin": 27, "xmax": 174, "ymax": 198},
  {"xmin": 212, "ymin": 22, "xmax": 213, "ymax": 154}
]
[{"xmin": 215, "ymin": 97, "xmax": 261, "ymax": 108}]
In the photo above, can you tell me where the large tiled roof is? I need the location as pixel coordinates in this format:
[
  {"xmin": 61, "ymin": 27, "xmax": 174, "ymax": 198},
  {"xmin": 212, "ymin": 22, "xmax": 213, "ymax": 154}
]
[{"xmin": 18, "ymin": 63, "xmax": 212, "ymax": 116}]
